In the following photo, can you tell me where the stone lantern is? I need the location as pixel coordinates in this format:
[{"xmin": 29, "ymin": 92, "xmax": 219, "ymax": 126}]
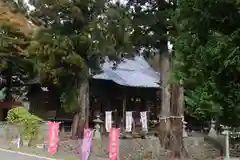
[
  {"xmin": 93, "ymin": 114, "xmax": 103, "ymax": 140},
  {"xmin": 208, "ymin": 119, "xmax": 217, "ymax": 139}
]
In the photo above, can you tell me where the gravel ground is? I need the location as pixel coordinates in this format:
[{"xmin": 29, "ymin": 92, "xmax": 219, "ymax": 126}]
[
  {"xmin": 185, "ymin": 137, "xmax": 221, "ymax": 160},
  {"xmin": 58, "ymin": 135, "xmax": 222, "ymax": 160},
  {"xmin": 0, "ymin": 121, "xmax": 227, "ymax": 159},
  {"xmin": 0, "ymin": 131, "xmax": 226, "ymax": 160}
]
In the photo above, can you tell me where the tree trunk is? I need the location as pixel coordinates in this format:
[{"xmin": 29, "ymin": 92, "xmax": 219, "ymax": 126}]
[
  {"xmin": 158, "ymin": 49, "xmax": 188, "ymax": 158},
  {"xmin": 71, "ymin": 79, "xmax": 89, "ymax": 139},
  {"xmin": 169, "ymin": 82, "xmax": 188, "ymax": 158},
  {"xmin": 71, "ymin": 112, "xmax": 80, "ymax": 139},
  {"xmin": 160, "ymin": 52, "xmax": 171, "ymax": 116},
  {"xmin": 158, "ymin": 51, "xmax": 172, "ymax": 149}
]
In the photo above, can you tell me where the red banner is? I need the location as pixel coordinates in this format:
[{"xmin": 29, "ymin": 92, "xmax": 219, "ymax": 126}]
[
  {"xmin": 109, "ymin": 128, "xmax": 119, "ymax": 160},
  {"xmin": 48, "ymin": 122, "xmax": 60, "ymax": 154}
]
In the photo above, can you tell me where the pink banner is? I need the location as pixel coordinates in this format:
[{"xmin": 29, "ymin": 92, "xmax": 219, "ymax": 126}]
[
  {"xmin": 80, "ymin": 128, "xmax": 93, "ymax": 160},
  {"xmin": 48, "ymin": 122, "xmax": 60, "ymax": 155},
  {"xmin": 109, "ymin": 128, "xmax": 119, "ymax": 160}
]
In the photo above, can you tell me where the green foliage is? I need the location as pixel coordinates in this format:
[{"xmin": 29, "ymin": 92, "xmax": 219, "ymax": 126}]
[
  {"xmin": 0, "ymin": 2, "xmax": 36, "ymax": 96},
  {"xmin": 184, "ymin": 86, "xmax": 222, "ymax": 120},
  {"xmin": 26, "ymin": 0, "xmax": 132, "ymax": 112},
  {"xmin": 59, "ymin": 82, "xmax": 81, "ymax": 113},
  {"xmin": 0, "ymin": 24, "xmax": 29, "ymax": 55},
  {"xmin": 3, "ymin": 0, "xmax": 239, "ymax": 129},
  {"xmin": 126, "ymin": 0, "xmax": 174, "ymax": 54},
  {"xmin": 1, "ymin": 0, "xmax": 132, "ymax": 114},
  {"xmin": 6, "ymin": 107, "xmax": 43, "ymax": 140},
  {"xmin": 172, "ymin": 0, "xmax": 240, "ymax": 126},
  {"xmin": 125, "ymin": 0, "xmax": 240, "ymax": 127},
  {"xmin": 0, "ymin": 2, "xmax": 32, "ymax": 58},
  {"xmin": 0, "ymin": 23, "xmax": 32, "ymax": 75}
]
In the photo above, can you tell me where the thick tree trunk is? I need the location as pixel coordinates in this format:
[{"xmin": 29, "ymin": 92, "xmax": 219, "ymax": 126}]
[
  {"xmin": 170, "ymin": 83, "xmax": 188, "ymax": 158},
  {"xmin": 160, "ymin": 52, "xmax": 171, "ymax": 116},
  {"xmin": 158, "ymin": 51, "xmax": 172, "ymax": 148},
  {"xmin": 71, "ymin": 79, "xmax": 89, "ymax": 139},
  {"xmin": 158, "ymin": 49, "xmax": 188, "ymax": 158}
]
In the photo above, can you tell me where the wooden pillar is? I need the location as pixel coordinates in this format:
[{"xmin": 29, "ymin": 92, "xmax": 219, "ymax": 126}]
[
  {"xmin": 85, "ymin": 80, "xmax": 90, "ymax": 128},
  {"xmin": 0, "ymin": 109, "xmax": 4, "ymax": 121},
  {"xmin": 6, "ymin": 62, "xmax": 12, "ymax": 101},
  {"xmin": 107, "ymin": 98, "xmax": 111, "ymax": 111},
  {"xmin": 122, "ymin": 93, "xmax": 126, "ymax": 131},
  {"xmin": 146, "ymin": 100, "xmax": 150, "ymax": 125}
]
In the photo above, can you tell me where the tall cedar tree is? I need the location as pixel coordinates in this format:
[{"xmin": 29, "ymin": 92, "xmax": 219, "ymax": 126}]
[
  {"xmin": 25, "ymin": 0, "xmax": 132, "ymax": 137},
  {"xmin": 125, "ymin": 0, "xmax": 188, "ymax": 157}
]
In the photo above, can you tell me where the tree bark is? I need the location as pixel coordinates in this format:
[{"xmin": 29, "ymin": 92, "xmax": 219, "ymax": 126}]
[
  {"xmin": 158, "ymin": 51, "xmax": 172, "ymax": 149},
  {"xmin": 160, "ymin": 52, "xmax": 171, "ymax": 116},
  {"xmin": 170, "ymin": 82, "xmax": 188, "ymax": 158},
  {"xmin": 158, "ymin": 49, "xmax": 188, "ymax": 158},
  {"xmin": 71, "ymin": 112, "xmax": 80, "ymax": 139},
  {"xmin": 71, "ymin": 79, "xmax": 89, "ymax": 139}
]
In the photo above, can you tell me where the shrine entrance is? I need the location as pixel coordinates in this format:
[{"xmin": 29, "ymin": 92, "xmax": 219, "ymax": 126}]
[{"xmin": 89, "ymin": 79, "xmax": 159, "ymax": 131}]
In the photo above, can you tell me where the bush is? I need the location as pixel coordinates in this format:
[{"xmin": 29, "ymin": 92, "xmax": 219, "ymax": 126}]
[{"xmin": 6, "ymin": 107, "xmax": 43, "ymax": 141}]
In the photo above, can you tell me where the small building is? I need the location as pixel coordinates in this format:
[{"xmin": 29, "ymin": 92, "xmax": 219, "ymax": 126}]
[
  {"xmin": 0, "ymin": 55, "xmax": 161, "ymax": 129},
  {"xmin": 89, "ymin": 55, "xmax": 160, "ymax": 128}
]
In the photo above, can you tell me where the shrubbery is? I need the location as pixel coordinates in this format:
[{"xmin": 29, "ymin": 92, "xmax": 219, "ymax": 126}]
[{"xmin": 6, "ymin": 107, "xmax": 43, "ymax": 141}]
